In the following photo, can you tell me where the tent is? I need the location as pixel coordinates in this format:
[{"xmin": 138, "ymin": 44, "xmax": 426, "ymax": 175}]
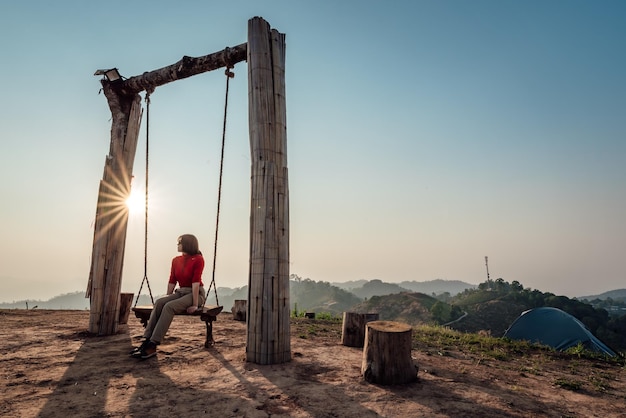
[{"xmin": 503, "ymin": 307, "xmax": 617, "ymax": 356}]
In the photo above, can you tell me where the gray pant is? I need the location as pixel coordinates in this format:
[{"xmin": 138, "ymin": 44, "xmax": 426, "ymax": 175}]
[{"xmin": 143, "ymin": 287, "xmax": 206, "ymax": 344}]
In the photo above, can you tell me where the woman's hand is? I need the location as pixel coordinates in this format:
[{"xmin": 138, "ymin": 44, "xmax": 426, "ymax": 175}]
[{"xmin": 186, "ymin": 305, "xmax": 199, "ymax": 314}]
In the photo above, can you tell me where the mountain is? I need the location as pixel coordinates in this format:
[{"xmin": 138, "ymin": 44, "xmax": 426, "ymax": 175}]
[
  {"xmin": 0, "ymin": 292, "xmax": 155, "ymax": 310},
  {"xmin": 331, "ymin": 279, "xmax": 476, "ymax": 296},
  {"xmin": 290, "ymin": 278, "xmax": 362, "ymax": 315},
  {"xmin": 330, "ymin": 280, "xmax": 369, "ymax": 291},
  {"xmin": 349, "ymin": 292, "xmax": 446, "ymax": 325},
  {"xmin": 0, "ymin": 292, "xmax": 90, "ymax": 310},
  {"xmin": 348, "ymin": 279, "xmax": 409, "ymax": 299},
  {"xmin": 578, "ymin": 289, "xmax": 626, "ymax": 302},
  {"xmin": 350, "ymin": 279, "xmax": 626, "ymax": 352},
  {"xmin": 211, "ymin": 286, "xmax": 247, "ymax": 313},
  {"xmin": 399, "ymin": 279, "xmax": 476, "ymax": 295},
  {"xmin": 211, "ymin": 281, "xmax": 362, "ymax": 316}
]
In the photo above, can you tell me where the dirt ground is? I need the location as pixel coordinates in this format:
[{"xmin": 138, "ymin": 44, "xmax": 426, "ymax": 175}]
[{"xmin": 1, "ymin": 309, "xmax": 625, "ymax": 418}]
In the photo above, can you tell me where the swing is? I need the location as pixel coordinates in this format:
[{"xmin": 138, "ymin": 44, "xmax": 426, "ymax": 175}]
[{"xmin": 131, "ymin": 65, "xmax": 235, "ymax": 348}]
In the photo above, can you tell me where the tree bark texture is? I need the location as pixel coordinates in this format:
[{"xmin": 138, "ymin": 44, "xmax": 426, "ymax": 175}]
[
  {"xmin": 87, "ymin": 85, "xmax": 142, "ymax": 335},
  {"xmin": 341, "ymin": 312, "xmax": 380, "ymax": 347},
  {"xmin": 232, "ymin": 299, "xmax": 247, "ymax": 321},
  {"xmin": 246, "ymin": 17, "xmax": 290, "ymax": 365},
  {"xmin": 118, "ymin": 293, "xmax": 134, "ymax": 325},
  {"xmin": 117, "ymin": 43, "xmax": 247, "ymax": 96},
  {"xmin": 361, "ymin": 321, "xmax": 418, "ymax": 385}
]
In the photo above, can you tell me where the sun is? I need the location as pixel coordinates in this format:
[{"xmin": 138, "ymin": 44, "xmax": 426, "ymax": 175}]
[{"xmin": 125, "ymin": 188, "xmax": 144, "ymax": 215}]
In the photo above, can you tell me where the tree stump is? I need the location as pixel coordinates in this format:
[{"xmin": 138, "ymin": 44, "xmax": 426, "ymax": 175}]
[
  {"xmin": 118, "ymin": 293, "xmax": 134, "ymax": 325},
  {"xmin": 341, "ymin": 312, "xmax": 380, "ymax": 347},
  {"xmin": 231, "ymin": 299, "xmax": 247, "ymax": 321},
  {"xmin": 361, "ymin": 321, "xmax": 418, "ymax": 385}
]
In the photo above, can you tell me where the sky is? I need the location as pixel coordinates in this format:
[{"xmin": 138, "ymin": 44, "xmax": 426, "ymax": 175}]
[{"xmin": 0, "ymin": 0, "xmax": 624, "ymax": 302}]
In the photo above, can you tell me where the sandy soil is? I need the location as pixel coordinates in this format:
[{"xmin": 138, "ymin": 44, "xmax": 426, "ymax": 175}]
[{"xmin": 1, "ymin": 309, "xmax": 625, "ymax": 418}]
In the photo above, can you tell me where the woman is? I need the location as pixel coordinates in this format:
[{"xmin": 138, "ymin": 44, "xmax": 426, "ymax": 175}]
[{"xmin": 131, "ymin": 234, "xmax": 206, "ymax": 359}]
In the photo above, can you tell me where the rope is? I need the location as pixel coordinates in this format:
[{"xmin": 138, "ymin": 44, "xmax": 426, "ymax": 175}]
[
  {"xmin": 134, "ymin": 90, "xmax": 155, "ymax": 307},
  {"xmin": 131, "ymin": 63, "xmax": 233, "ymax": 309},
  {"xmin": 205, "ymin": 65, "xmax": 234, "ymax": 308}
]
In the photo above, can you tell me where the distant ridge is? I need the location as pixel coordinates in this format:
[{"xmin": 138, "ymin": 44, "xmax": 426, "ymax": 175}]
[
  {"xmin": 0, "ymin": 279, "xmax": 476, "ymax": 311},
  {"xmin": 330, "ymin": 280, "xmax": 369, "ymax": 290},
  {"xmin": 0, "ymin": 291, "xmax": 154, "ymax": 310},
  {"xmin": 332, "ymin": 279, "xmax": 476, "ymax": 297},
  {"xmin": 578, "ymin": 289, "xmax": 626, "ymax": 302},
  {"xmin": 399, "ymin": 279, "xmax": 476, "ymax": 295}
]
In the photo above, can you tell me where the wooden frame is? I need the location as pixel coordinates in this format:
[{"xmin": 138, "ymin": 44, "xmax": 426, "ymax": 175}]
[{"xmin": 86, "ymin": 17, "xmax": 290, "ymax": 364}]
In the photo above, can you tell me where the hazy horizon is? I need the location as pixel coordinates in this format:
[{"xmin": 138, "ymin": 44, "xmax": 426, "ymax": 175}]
[
  {"xmin": 1, "ymin": 276, "xmax": 623, "ymax": 305},
  {"xmin": 1, "ymin": 1, "xmax": 624, "ymax": 303}
]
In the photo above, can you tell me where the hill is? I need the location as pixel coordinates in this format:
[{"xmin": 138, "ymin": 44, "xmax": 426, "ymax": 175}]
[
  {"xmin": 347, "ymin": 279, "xmax": 409, "ymax": 299},
  {"xmin": 330, "ymin": 279, "xmax": 369, "ymax": 290},
  {"xmin": 578, "ymin": 289, "xmax": 626, "ymax": 301},
  {"xmin": 452, "ymin": 280, "xmax": 626, "ymax": 352},
  {"xmin": 350, "ymin": 292, "xmax": 440, "ymax": 324},
  {"xmin": 3, "ymin": 277, "xmax": 472, "ymax": 315},
  {"xmin": 576, "ymin": 289, "xmax": 626, "ymax": 318},
  {"xmin": 399, "ymin": 279, "xmax": 476, "ymax": 295},
  {"xmin": 290, "ymin": 277, "xmax": 362, "ymax": 314},
  {"xmin": 0, "ymin": 292, "xmax": 157, "ymax": 311},
  {"xmin": 356, "ymin": 278, "xmax": 626, "ymax": 353},
  {"xmin": 331, "ymin": 278, "xmax": 476, "ymax": 296}
]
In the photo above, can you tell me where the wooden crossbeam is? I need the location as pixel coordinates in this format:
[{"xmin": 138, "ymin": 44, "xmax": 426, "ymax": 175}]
[{"xmin": 112, "ymin": 42, "xmax": 247, "ymax": 95}]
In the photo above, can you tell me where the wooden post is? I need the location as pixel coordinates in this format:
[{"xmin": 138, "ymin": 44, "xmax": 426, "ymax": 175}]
[
  {"xmin": 87, "ymin": 86, "xmax": 142, "ymax": 335},
  {"xmin": 232, "ymin": 299, "xmax": 247, "ymax": 321},
  {"xmin": 246, "ymin": 17, "xmax": 290, "ymax": 364},
  {"xmin": 118, "ymin": 293, "xmax": 134, "ymax": 325},
  {"xmin": 361, "ymin": 321, "xmax": 418, "ymax": 385},
  {"xmin": 341, "ymin": 312, "xmax": 380, "ymax": 347}
]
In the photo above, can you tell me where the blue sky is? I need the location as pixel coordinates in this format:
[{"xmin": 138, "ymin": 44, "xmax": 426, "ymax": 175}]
[{"xmin": 0, "ymin": 1, "xmax": 624, "ymax": 302}]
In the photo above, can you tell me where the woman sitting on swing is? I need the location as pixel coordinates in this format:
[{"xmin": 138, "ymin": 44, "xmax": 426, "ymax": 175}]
[{"xmin": 131, "ymin": 233, "xmax": 206, "ymax": 359}]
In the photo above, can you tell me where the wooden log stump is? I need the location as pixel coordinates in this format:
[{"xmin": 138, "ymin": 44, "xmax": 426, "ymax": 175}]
[
  {"xmin": 341, "ymin": 312, "xmax": 380, "ymax": 347},
  {"xmin": 232, "ymin": 299, "xmax": 247, "ymax": 321},
  {"xmin": 118, "ymin": 293, "xmax": 134, "ymax": 325},
  {"xmin": 361, "ymin": 321, "xmax": 418, "ymax": 385}
]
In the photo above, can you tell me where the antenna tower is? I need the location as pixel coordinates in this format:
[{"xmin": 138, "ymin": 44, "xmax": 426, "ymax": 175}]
[{"xmin": 485, "ymin": 256, "xmax": 490, "ymax": 280}]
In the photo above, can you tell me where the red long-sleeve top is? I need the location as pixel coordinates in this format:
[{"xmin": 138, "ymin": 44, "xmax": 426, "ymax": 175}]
[{"xmin": 169, "ymin": 254, "xmax": 205, "ymax": 288}]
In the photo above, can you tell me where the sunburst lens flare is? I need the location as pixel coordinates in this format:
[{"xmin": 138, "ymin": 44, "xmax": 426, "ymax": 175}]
[{"xmin": 125, "ymin": 188, "xmax": 144, "ymax": 215}]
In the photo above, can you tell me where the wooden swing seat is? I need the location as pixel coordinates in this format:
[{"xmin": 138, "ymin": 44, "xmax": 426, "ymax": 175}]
[{"xmin": 132, "ymin": 305, "xmax": 224, "ymax": 348}]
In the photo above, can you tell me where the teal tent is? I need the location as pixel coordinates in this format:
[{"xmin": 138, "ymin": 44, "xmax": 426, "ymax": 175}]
[{"xmin": 503, "ymin": 307, "xmax": 617, "ymax": 356}]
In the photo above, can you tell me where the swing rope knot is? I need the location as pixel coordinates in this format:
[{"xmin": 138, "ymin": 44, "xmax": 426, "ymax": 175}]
[
  {"xmin": 145, "ymin": 87, "xmax": 155, "ymax": 101},
  {"xmin": 222, "ymin": 47, "xmax": 235, "ymax": 78}
]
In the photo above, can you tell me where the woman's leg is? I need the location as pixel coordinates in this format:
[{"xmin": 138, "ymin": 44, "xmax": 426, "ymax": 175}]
[
  {"xmin": 149, "ymin": 292, "xmax": 194, "ymax": 344},
  {"xmin": 143, "ymin": 293, "xmax": 181, "ymax": 340}
]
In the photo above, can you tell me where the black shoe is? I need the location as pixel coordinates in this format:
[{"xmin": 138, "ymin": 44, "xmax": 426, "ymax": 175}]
[
  {"xmin": 129, "ymin": 339, "xmax": 148, "ymax": 357},
  {"xmin": 140, "ymin": 341, "xmax": 157, "ymax": 359}
]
